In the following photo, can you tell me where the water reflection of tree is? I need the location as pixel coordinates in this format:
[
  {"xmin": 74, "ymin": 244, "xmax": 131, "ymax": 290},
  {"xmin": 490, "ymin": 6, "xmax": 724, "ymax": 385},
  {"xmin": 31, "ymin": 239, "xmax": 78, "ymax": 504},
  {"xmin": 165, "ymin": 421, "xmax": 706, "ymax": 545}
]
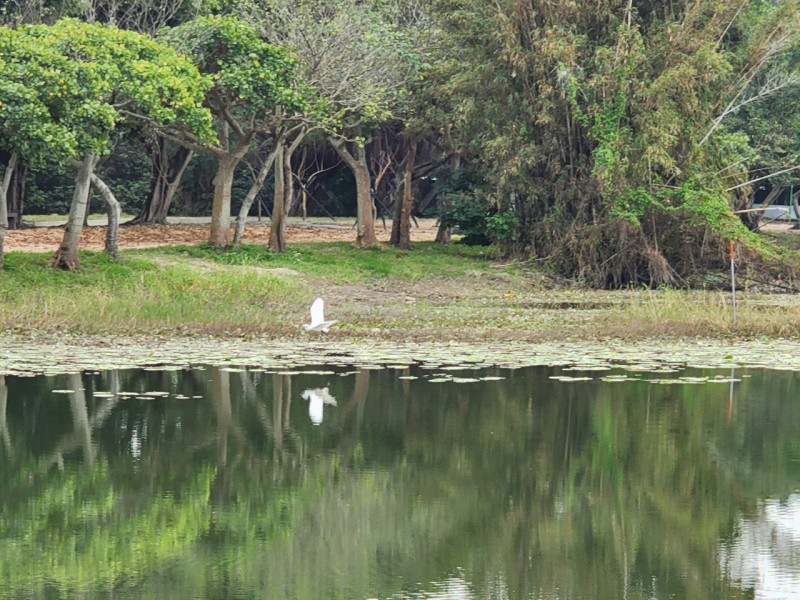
[
  {"xmin": 1, "ymin": 366, "xmax": 799, "ymax": 598},
  {"xmin": 0, "ymin": 375, "xmax": 11, "ymax": 457}
]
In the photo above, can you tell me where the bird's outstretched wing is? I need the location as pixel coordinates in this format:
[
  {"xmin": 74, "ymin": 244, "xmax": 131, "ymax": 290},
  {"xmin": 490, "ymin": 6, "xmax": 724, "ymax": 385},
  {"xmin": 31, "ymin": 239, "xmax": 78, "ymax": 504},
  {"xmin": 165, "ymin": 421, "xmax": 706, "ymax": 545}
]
[{"xmin": 309, "ymin": 297, "xmax": 325, "ymax": 327}]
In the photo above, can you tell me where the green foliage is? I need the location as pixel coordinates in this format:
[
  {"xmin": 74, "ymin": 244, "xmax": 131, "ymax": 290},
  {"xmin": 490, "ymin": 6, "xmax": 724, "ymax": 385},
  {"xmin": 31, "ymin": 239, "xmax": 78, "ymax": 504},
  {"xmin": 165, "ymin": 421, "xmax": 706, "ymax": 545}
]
[
  {"xmin": 0, "ymin": 25, "xmax": 115, "ymax": 164},
  {"xmin": 426, "ymin": 0, "xmax": 800, "ymax": 286},
  {"xmin": 161, "ymin": 16, "xmax": 311, "ymax": 118},
  {"xmin": 672, "ymin": 178, "xmax": 751, "ymax": 243},
  {"xmin": 0, "ymin": 18, "xmax": 214, "ymax": 167},
  {"xmin": 29, "ymin": 18, "xmax": 215, "ymax": 140},
  {"xmin": 437, "ymin": 193, "xmax": 493, "ymax": 246},
  {"xmin": 485, "ymin": 210, "xmax": 520, "ymax": 244}
]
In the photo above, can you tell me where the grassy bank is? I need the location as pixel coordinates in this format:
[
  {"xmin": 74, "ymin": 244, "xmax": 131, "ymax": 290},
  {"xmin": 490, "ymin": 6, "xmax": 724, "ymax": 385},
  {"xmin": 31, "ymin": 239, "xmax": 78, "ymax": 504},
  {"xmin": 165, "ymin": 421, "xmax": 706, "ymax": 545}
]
[{"xmin": 2, "ymin": 242, "xmax": 800, "ymax": 341}]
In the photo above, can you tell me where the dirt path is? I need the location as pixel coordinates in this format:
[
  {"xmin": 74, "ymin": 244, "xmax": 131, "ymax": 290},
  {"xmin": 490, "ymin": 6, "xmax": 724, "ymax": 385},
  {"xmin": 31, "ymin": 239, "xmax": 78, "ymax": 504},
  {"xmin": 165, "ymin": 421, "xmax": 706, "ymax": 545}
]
[{"xmin": 4, "ymin": 219, "xmax": 441, "ymax": 252}]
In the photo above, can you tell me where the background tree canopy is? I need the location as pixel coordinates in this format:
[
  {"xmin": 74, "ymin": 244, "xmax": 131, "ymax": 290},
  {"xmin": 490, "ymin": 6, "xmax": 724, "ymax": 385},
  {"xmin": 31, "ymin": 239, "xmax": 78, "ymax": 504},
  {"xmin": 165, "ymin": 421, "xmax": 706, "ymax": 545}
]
[{"xmin": 2, "ymin": 0, "xmax": 800, "ymax": 284}]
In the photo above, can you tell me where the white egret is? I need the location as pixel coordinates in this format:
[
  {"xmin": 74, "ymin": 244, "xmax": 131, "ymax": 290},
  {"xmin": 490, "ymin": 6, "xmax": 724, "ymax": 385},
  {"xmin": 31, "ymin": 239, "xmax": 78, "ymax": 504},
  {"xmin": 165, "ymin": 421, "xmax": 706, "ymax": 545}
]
[
  {"xmin": 303, "ymin": 297, "xmax": 337, "ymax": 333},
  {"xmin": 302, "ymin": 386, "xmax": 337, "ymax": 425}
]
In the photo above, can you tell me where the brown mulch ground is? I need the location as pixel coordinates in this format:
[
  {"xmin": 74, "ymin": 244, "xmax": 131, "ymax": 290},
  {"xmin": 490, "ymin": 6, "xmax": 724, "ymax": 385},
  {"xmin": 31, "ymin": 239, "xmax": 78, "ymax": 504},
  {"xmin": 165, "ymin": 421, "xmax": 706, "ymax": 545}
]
[{"xmin": 5, "ymin": 219, "xmax": 440, "ymax": 253}]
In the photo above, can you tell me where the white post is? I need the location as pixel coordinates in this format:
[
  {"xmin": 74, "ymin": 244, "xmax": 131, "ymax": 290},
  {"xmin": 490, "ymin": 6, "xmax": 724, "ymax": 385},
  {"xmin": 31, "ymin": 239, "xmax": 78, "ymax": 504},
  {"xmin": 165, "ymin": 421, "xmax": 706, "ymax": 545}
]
[{"xmin": 729, "ymin": 240, "xmax": 737, "ymax": 322}]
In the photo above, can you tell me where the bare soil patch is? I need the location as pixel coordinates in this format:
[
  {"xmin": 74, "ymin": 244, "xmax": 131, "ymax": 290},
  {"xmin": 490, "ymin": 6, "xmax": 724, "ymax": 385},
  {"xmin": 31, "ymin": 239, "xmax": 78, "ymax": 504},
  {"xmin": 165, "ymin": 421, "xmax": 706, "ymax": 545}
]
[{"xmin": 5, "ymin": 219, "xmax": 440, "ymax": 253}]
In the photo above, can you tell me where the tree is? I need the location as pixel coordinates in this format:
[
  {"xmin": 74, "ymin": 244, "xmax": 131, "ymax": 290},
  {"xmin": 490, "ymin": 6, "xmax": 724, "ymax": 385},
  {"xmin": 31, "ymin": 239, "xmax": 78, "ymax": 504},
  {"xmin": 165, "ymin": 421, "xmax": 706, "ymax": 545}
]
[
  {"xmin": 132, "ymin": 136, "xmax": 194, "ymax": 224},
  {"xmin": 8, "ymin": 18, "xmax": 214, "ymax": 270},
  {"xmin": 389, "ymin": 136, "xmax": 417, "ymax": 249},
  {"xmin": 0, "ymin": 23, "xmax": 114, "ymax": 268},
  {"xmin": 428, "ymin": 0, "xmax": 800, "ymax": 285},
  {"xmin": 160, "ymin": 16, "xmax": 310, "ymax": 247},
  {"xmin": 239, "ymin": 0, "xmax": 422, "ymax": 247}
]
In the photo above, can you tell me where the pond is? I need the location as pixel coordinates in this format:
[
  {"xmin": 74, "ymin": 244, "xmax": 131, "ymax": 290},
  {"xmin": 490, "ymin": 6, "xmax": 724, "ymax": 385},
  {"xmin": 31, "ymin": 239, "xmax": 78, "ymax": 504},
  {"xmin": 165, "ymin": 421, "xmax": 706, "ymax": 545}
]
[{"xmin": 1, "ymin": 362, "xmax": 799, "ymax": 600}]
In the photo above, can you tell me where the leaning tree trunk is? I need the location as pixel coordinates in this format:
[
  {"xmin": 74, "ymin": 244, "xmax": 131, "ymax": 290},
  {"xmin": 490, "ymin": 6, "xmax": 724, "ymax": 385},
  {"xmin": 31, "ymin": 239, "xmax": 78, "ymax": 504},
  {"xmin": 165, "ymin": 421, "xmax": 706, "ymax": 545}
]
[
  {"xmin": 52, "ymin": 153, "xmax": 96, "ymax": 271},
  {"xmin": 0, "ymin": 153, "xmax": 18, "ymax": 269},
  {"xmin": 329, "ymin": 137, "xmax": 377, "ymax": 246},
  {"xmin": 234, "ymin": 142, "xmax": 282, "ymax": 247},
  {"xmin": 268, "ymin": 143, "xmax": 286, "ymax": 252},
  {"xmin": 134, "ymin": 137, "xmax": 193, "ymax": 224},
  {"xmin": 391, "ymin": 138, "xmax": 417, "ymax": 250},
  {"xmin": 90, "ymin": 174, "xmax": 121, "ymax": 259}
]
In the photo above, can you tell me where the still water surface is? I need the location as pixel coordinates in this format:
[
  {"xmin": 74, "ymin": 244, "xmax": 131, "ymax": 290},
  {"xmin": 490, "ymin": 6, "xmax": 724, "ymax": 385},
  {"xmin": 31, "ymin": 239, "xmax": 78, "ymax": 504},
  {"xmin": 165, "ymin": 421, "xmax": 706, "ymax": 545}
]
[{"xmin": 1, "ymin": 364, "xmax": 799, "ymax": 599}]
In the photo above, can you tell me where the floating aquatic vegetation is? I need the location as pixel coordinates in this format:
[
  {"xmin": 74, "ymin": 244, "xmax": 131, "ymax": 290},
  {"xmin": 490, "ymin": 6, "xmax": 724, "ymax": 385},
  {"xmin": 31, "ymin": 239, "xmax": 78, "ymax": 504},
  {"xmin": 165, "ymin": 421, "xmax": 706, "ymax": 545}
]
[
  {"xmin": 5, "ymin": 335, "xmax": 800, "ymax": 381},
  {"xmin": 647, "ymin": 379, "xmax": 705, "ymax": 385}
]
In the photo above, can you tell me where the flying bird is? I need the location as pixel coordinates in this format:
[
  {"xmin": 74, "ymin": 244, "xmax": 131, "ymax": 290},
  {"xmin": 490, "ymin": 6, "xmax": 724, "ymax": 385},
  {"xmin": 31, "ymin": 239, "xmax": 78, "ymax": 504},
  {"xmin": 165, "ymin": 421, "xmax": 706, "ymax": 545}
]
[
  {"xmin": 303, "ymin": 297, "xmax": 337, "ymax": 333},
  {"xmin": 302, "ymin": 387, "xmax": 337, "ymax": 425}
]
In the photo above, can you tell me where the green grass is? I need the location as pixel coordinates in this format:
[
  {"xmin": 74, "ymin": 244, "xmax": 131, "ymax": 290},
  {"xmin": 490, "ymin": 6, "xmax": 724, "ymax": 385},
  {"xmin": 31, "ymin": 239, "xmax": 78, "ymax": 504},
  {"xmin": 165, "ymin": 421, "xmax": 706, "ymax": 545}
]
[
  {"xmin": 763, "ymin": 231, "xmax": 800, "ymax": 252},
  {"xmin": 0, "ymin": 250, "xmax": 302, "ymax": 335},
  {"xmin": 153, "ymin": 242, "xmax": 506, "ymax": 283},
  {"xmin": 603, "ymin": 288, "xmax": 800, "ymax": 338},
  {"xmin": 5, "ymin": 242, "xmax": 800, "ymax": 341}
]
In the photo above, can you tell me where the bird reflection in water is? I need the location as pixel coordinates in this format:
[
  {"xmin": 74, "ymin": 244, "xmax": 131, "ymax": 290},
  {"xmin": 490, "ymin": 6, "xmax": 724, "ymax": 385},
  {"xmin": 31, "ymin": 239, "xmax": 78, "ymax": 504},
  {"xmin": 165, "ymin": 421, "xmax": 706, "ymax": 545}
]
[{"xmin": 302, "ymin": 386, "xmax": 337, "ymax": 425}]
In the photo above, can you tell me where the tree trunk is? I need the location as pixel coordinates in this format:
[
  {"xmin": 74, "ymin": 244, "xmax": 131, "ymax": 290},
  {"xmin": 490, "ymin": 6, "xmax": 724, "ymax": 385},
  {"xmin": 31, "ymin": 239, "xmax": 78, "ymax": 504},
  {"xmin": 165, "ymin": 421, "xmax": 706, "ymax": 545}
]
[
  {"xmin": 6, "ymin": 159, "xmax": 26, "ymax": 230},
  {"xmin": 269, "ymin": 131, "xmax": 307, "ymax": 252},
  {"xmin": 90, "ymin": 174, "xmax": 121, "ymax": 259},
  {"xmin": 329, "ymin": 137, "xmax": 377, "ymax": 246},
  {"xmin": 68, "ymin": 374, "xmax": 93, "ymax": 466},
  {"xmin": 435, "ymin": 221, "xmax": 452, "ymax": 244},
  {"xmin": 391, "ymin": 138, "xmax": 417, "ymax": 250},
  {"xmin": 134, "ymin": 137, "xmax": 193, "ymax": 224},
  {"xmin": 234, "ymin": 142, "xmax": 282, "ymax": 247},
  {"xmin": 0, "ymin": 153, "xmax": 18, "ymax": 269},
  {"xmin": 209, "ymin": 126, "xmax": 253, "ymax": 247},
  {"xmin": 268, "ymin": 143, "xmax": 286, "ymax": 252},
  {"xmin": 435, "ymin": 152, "xmax": 461, "ymax": 245},
  {"xmin": 790, "ymin": 189, "xmax": 800, "ymax": 230},
  {"xmin": 209, "ymin": 154, "xmax": 239, "ymax": 247},
  {"xmin": 52, "ymin": 153, "xmax": 96, "ymax": 271},
  {"xmin": 283, "ymin": 147, "xmax": 294, "ymax": 216},
  {"xmin": 354, "ymin": 144, "xmax": 377, "ymax": 245}
]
